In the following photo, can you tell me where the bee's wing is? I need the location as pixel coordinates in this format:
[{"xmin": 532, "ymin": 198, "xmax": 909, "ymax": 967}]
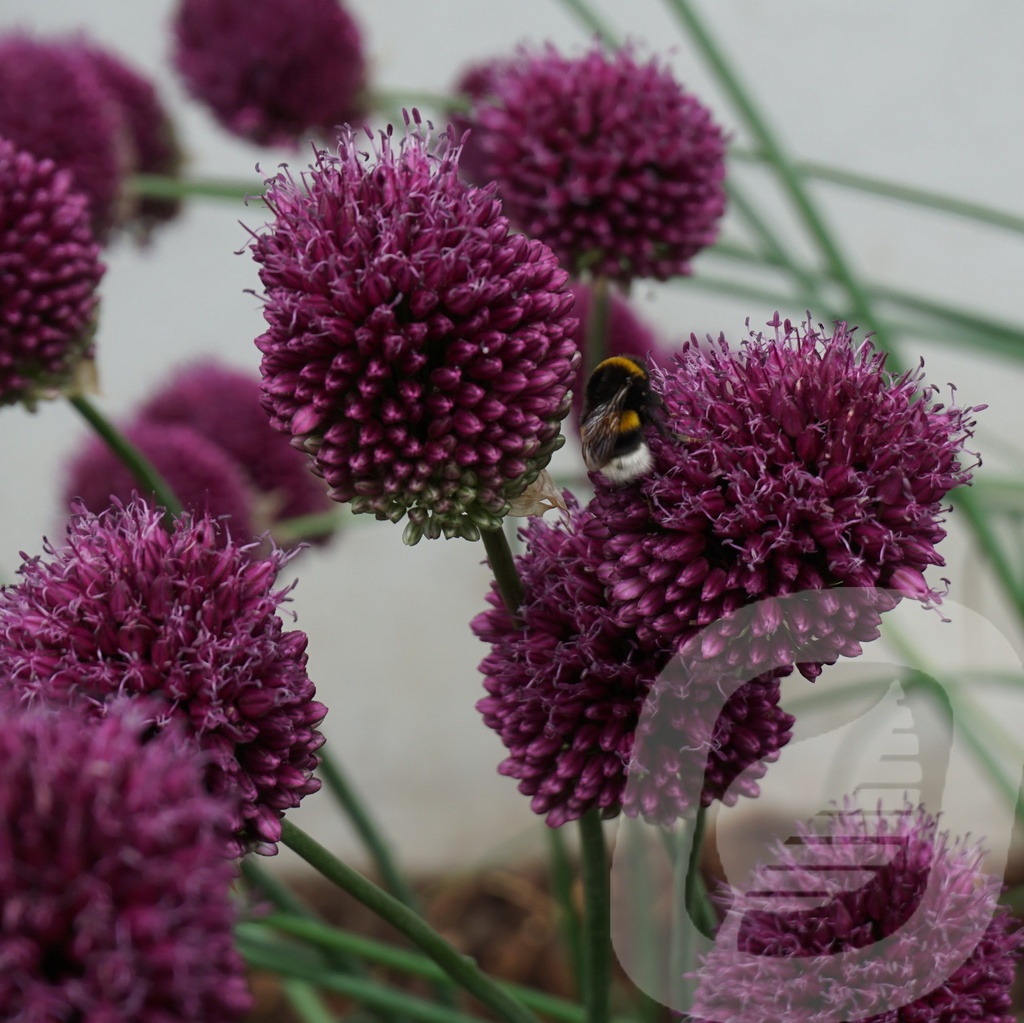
[{"xmin": 581, "ymin": 388, "xmax": 629, "ymax": 472}]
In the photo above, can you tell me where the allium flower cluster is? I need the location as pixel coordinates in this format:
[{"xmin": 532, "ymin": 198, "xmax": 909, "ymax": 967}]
[
  {"xmin": 74, "ymin": 40, "xmax": 184, "ymax": 238},
  {"xmin": 172, "ymin": 0, "xmax": 367, "ymax": 147},
  {"xmin": 473, "ymin": 498, "xmax": 794, "ymax": 826},
  {"xmin": 476, "ymin": 315, "xmax": 980, "ymax": 827},
  {"xmin": 0, "ymin": 700, "xmax": 251, "ymax": 1020},
  {"xmin": 0, "ymin": 33, "xmax": 129, "ymax": 237},
  {"xmin": 65, "ymin": 360, "xmax": 335, "ymax": 544},
  {"xmin": 456, "ymin": 45, "xmax": 727, "ymax": 283},
  {"xmin": 0, "ymin": 138, "xmax": 104, "ymax": 408},
  {"xmin": 594, "ymin": 316, "xmax": 982, "ymax": 660},
  {"xmin": 0, "ymin": 499, "xmax": 325, "ymax": 855},
  {"xmin": 251, "ymin": 124, "xmax": 579, "ymax": 543},
  {"xmin": 0, "ymin": 33, "xmax": 182, "ymax": 240},
  {"xmin": 689, "ymin": 805, "xmax": 1022, "ymax": 1022}
]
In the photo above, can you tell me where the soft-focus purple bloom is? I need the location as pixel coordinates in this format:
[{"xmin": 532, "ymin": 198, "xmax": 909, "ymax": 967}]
[
  {"xmin": 251, "ymin": 123, "xmax": 579, "ymax": 543},
  {"xmin": 64, "ymin": 361, "xmax": 337, "ymax": 545},
  {"xmin": 0, "ymin": 34, "xmax": 130, "ymax": 237},
  {"xmin": 172, "ymin": 0, "xmax": 367, "ymax": 147},
  {"xmin": 592, "ymin": 316, "xmax": 982, "ymax": 662},
  {"xmin": 72, "ymin": 39, "xmax": 184, "ymax": 239},
  {"xmin": 64, "ymin": 418, "xmax": 257, "ymax": 538},
  {"xmin": 473, "ymin": 498, "xmax": 793, "ymax": 826},
  {"xmin": 0, "ymin": 500, "xmax": 325, "ymax": 855},
  {"xmin": 0, "ymin": 138, "xmax": 104, "ymax": 408},
  {"xmin": 568, "ymin": 281, "xmax": 664, "ymax": 422},
  {"xmin": 456, "ymin": 44, "xmax": 727, "ymax": 283},
  {"xmin": 138, "ymin": 360, "xmax": 335, "ymax": 531},
  {"xmin": 0, "ymin": 699, "xmax": 252, "ymax": 1020},
  {"xmin": 690, "ymin": 805, "xmax": 1022, "ymax": 1022}
]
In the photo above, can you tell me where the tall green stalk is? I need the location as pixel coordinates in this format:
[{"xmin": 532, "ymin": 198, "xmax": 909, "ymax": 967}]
[{"xmin": 578, "ymin": 811, "xmax": 611, "ymax": 1023}]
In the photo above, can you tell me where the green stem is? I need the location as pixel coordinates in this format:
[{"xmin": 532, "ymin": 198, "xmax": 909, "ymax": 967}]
[
  {"xmin": 663, "ymin": 0, "xmax": 893, "ymax": 351},
  {"xmin": 239, "ymin": 933, "xmax": 487, "ymax": 1023},
  {"xmin": 316, "ymin": 742, "xmax": 419, "ymax": 909},
  {"xmin": 279, "ymin": 819, "xmax": 542, "ymax": 1023},
  {"xmin": 481, "ymin": 526, "xmax": 525, "ymax": 618},
  {"xmin": 583, "ymin": 276, "xmax": 611, "ymax": 380},
  {"xmin": 551, "ymin": 0, "xmax": 620, "ymax": 47},
  {"xmin": 130, "ymin": 173, "xmax": 261, "ymax": 202},
  {"xmin": 241, "ymin": 916, "xmax": 591, "ymax": 1023},
  {"xmin": 272, "ymin": 511, "xmax": 344, "ymax": 545},
  {"xmin": 281, "ymin": 979, "xmax": 337, "ymax": 1023},
  {"xmin": 730, "ymin": 146, "xmax": 1024, "ymax": 238},
  {"xmin": 372, "ymin": 87, "xmax": 466, "ymax": 114},
  {"xmin": 578, "ymin": 811, "xmax": 611, "ymax": 1023},
  {"xmin": 68, "ymin": 395, "xmax": 183, "ymax": 522},
  {"xmin": 546, "ymin": 827, "xmax": 583, "ymax": 996},
  {"xmin": 683, "ymin": 805, "xmax": 715, "ymax": 938}
]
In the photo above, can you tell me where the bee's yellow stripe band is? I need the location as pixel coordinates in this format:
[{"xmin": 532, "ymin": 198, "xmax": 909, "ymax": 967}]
[{"xmin": 597, "ymin": 356, "xmax": 647, "ymax": 379}]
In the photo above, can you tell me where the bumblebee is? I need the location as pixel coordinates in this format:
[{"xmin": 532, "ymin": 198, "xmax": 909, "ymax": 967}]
[{"xmin": 580, "ymin": 356, "xmax": 659, "ymax": 483}]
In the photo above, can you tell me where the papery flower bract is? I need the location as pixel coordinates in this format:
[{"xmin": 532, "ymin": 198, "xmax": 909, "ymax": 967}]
[
  {"xmin": 0, "ymin": 138, "xmax": 104, "ymax": 408},
  {"xmin": 172, "ymin": 0, "xmax": 368, "ymax": 147},
  {"xmin": 72, "ymin": 39, "xmax": 184, "ymax": 239},
  {"xmin": 689, "ymin": 805, "xmax": 1022, "ymax": 1022},
  {"xmin": 473, "ymin": 497, "xmax": 793, "ymax": 826},
  {"xmin": 456, "ymin": 45, "xmax": 727, "ymax": 283},
  {"xmin": 593, "ymin": 316, "xmax": 982, "ymax": 664},
  {"xmin": 138, "ymin": 360, "xmax": 335, "ymax": 534},
  {"xmin": 64, "ymin": 418, "xmax": 257, "ymax": 539},
  {"xmin": 0, "ymin": 699, "xmax": 252, "ymax": 1020},
  {"xmin": 0, "ymin": 34, "xmax": 130, "ymax": 237},
  {"xmin": 251, "ymin": 124, "xmax": 579, "ymax": 543},
  {"xmin": 0, "ymin": 500, "xmax": 325, "ymax": 855}
]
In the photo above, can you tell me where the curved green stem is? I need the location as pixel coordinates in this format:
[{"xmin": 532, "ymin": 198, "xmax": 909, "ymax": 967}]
[
  {"xmin": 683, "ymin": 805, "xmax": 716, "ymax": 938},
  {"xmin": 663, "ymin": 0, "xmax": 892, "ymax": 351},
  {"xmin": 584, "ymin": 276, "xmax": 611, "ymax": 380},
  {"xmin": 731, "ymin": 146, "xmax": 1024, "ymax": 238},
  {"xmin": 68, "ymin": 394, "xmax": 183, "ymax": 523},
  {"xmin": 551, "ymin": 0, "xmax": 619, "ymax": 47},
  {"xmin": 481, "ymin": 525, "xmax": 525, "ymax": 619},
  {"xmin": 271, "ymin": 511, "xmax": 343, "ymax": 545},
  {"xmin": 279, "ymin": 818, "xmax": 542, "ymax": 1023},
  {"xmin": 130, "ymin": 173, "xmax": 261, "ymax": 203},
  {"xmin": 316, "ymin": 743, "xmax": 419, "ymax": 909},
  {"xmin": 578, "ymin": 810, "xmax": 611, "ymax": 1023}
]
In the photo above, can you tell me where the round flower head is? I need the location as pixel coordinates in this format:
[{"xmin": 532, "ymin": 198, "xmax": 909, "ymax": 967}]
[
  {"xmin": 251, "ymin": 122, "xmax": 579, "ymax": 543},
  {"xmin": 689, "ymin": 804, "xmax": 1022, "ymax": 1022},
  {"xmin": 137, "ymin": 360, "xmax": 336, "ymax": 533},
  {"xmin": 592, "ymin": 316, "xmax": 982, "ymax": 664},
  {"xmin": 0, "ymin": 699, "xmax": 252, "ymax": 1020},
  {"xmin": 0, "ymin": 138, "xmax": 104, "ymax": 408},
  {"xmin": 474, "ymin": 497, "xmax": 793, "ymax": 827},
  {"xmin": 173, "ymin": 0, "xmax": 367, "ymax": 147},
  {"xmin": 457, "ymin": 45, "xmax": 727, "ymax": 283},
  {"xmin": 0, "ymin": 500, "xmax": 325, "ymax": 855},
  {"xmin": 0, "ymin": 34, "xmax": 130, "ymax": 237},
  {"xmin": 64, "ymin": 418, "xmax": 257, "ymax": 539},
  {"xmin": 72, "ymin": 39, "xmax": 184, "ymax": 239}
]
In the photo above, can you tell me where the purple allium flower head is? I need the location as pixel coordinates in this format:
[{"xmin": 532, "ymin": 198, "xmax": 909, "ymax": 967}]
[
  {"xmin": 0, "ymin": 34, "xmax": 130, "ymax": 237},
  {"xmin": 473, "ymin": 497, "xmax": 794, "ymax": 827},
  {"xmin": 0, "ymin": 699, "xmax": 252, "ymax": 1020},
  {"xmin": 456, "ymin": 45, "xmax": 727, "ymax": 283},
  {"xmin": 64, "ymin": 419, "xmax": 257, "ymax": 539},
  {"xmin": 592, "ymin": 316, "xmax": 982, "ymax": 664},
  {"xmin": 137, "ymin": 360, "xmax": 335, "ymax": 533},
  {"xmin": 0, "ymin": 138, "xmax": 104, "ymax": 408},
  {"xmin": 689, "ymin": 804, "xmax": 1022, "ymax": 1022},
  {"xmin": 0, "ymin": 499, "xmax": 326, "ymax": 855},
  {"xmin": 172, "ymin": 0, "xmax": 368, "ymax": 147},
  {"xmin": 251, "ymin": 122, "xmax": 580, "ymax": 543},
  {"xmin": 72, "ymin": 40, "xmax": 184, "ymax": 239}
]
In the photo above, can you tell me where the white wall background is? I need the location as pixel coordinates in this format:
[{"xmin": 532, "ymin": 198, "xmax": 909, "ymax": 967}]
[{"xmin": 1, "ymin": 1, "xmax": 1022, "ymax": 877}]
